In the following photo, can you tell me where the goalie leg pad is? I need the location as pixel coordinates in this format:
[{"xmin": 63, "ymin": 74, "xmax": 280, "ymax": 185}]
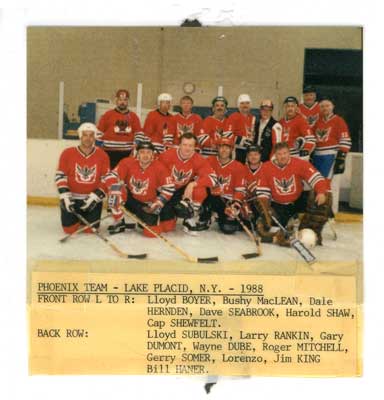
[
  {"xmin": 254, "ymin": 198, "xmax": 273, "ymax": 229},
  {"xmin": 299, "ymin": 191, "xmax": 332, "ymax": 245}
]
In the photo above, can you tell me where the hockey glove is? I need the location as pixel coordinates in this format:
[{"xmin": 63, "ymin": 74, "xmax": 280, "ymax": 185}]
[
  {"xmin": 255, "ymin": 197, "xmax": 272, "ymax": 230},
  {"xmin": 225, "ymin": 200, "xmax": 242, "ymax": 219},
  {"xmin": 143, "ymin": 200, "xmax": 163, "ymax": 215},
  {"xmin": 60, "ymin": 192, "xmax": 75, "ymax": 213},
  {"xmin": 108, "ymin": 184, "xmax": 124, "ymax": 220},
  {"xmin": 333, "ymin": 151, "xmax": 346, "ymax": 175},
  {"xmin": 80, "ymin": 189, "xmax": 105, "ymax": 212}
]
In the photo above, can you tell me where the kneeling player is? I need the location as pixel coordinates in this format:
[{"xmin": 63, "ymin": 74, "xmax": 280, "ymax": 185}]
[
  {"xmin": 255, "ymin": 142, "xmax": 331, "ymax": 245},
  {"xmin": 200, "ymin": 138, "xmax": 247, "ymax": 234},
  {"xmin": 158, "ymin": 132, "xmax": 217, "ymax": 234},
  {"xmin": 55, "ymin": 123, "xmax": 112, "ymax": 234},
  {"xmin": 106, "ymin": 142, "xmax": 176, "ymax": 237}
]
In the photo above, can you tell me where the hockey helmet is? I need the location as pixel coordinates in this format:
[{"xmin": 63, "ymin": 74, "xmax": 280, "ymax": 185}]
[
  {"xmin": 283, "ymin": 96, "xmax": 299, "ymax": 105},
  {"xmin": 136, "ymin": 141, "xmax": 155, "ymax": 152},
  {"xmin": 260, "ymin": 99, "xmax": 274, "ymax": 109},
  {"xmin": 211, "ymin": 96, "xmax": 228, "ymax": 108},
  {"xmin": 157, "ymin": 93, "xmax": 172, "ymax": 105},
  {"xmin": 246, "ymin": 144, "xmax": 261, "ymax": 154},
  {"xmin": 303, "ymin": 85, "xmax": 316, "ymax": 94},
  {"xmin": 77, "ymin": 122, "xmax": 98, "ymax": 138},
  {"xmin": 237, "ymin": 94, "xmax": 252, "ymax": 106}
]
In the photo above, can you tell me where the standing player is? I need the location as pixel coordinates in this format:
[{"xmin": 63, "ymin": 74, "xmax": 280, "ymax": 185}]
[
  {"xmin": 299, "ymin": 86, "xmax": 320, "ymax": 128},
  {"xmin": 311, "ymin": 96, "xmax": 352, "ymax": 181},
  {"xmin": 254, "ymin": 99, "xmax": 282, "ymax": 162},
  {"xmin": 106, "ymin": 142, "xmax": 176, "ymax": 237},
  {"xmin": 55, "ymin": 123, "xmax": 112, "ymax": 234},
  {"xmin": 97, "ymin": 89, "xmax": 144, "ymax": 168},
  {"xmin": 255, "ymin": 142, "xmax": 331, "ymax": 245},
  {"xmin": 279, "ymin": 96, "xmax": 316, "ymax": 158},
  {"xmin": 198, "ymin": 96, "xmax": 233, "ymax": 157},
  {"xmin": 158, "ymin": 132, "xmax": 217, "ymax": 234},
  {"xmin": 172, "ymin": 96, "xmax": 203, "ymax": 146},
  {"xmin": 143, "ymin": 93, "xmax": 176, "ymax": 153},
  {"xmin": 199, "ymin": 138, "xmax": 247, "ymax": 234},
  {"xmin": 226, "ymin": 94, "xmax": 256, "ymax": 163}
]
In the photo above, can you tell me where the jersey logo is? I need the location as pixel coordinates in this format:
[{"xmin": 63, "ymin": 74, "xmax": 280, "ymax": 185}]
[
  {"xmin": 129, "ymin": 176, "xmax": 149, "ymax": 195},
  {"xmin": 307, "ymin": 114, "xmax": 318, "ymax": 126},
  {"xmin": 75, "ymin": 164, "xmax": 97, "ymax": 184},
  {"xmin": 273, "ymin": 175, "xmax": 296, "ymax": 196},
  {"xmin": 315, "ymin": 127, "xmax": 331, "ymax": 143},
  {"xmin": 171, "ymin": 166, "xmax": 193, "ymax": 185},
  {"xmin": 177, "ymin": 123, "xmax": 193, "ymax": 137},
  {"xmin": 114, "ymin": 119, "xmax": 132, "ymax": 134},
  {"xmin": 217, "ymin": 175, "xmax": 231, "ymax": 190}
]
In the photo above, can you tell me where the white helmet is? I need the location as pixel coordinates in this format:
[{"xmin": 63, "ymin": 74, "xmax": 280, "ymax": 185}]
[
  {"xmin": 237, "ymin": 94, "xmax": 252, "ymax": 107},
  {"xmin": 77, "ymin": 122, "xmax": 98, "ymax": 139},
  {"xmin": 157, "ymin": 93, "xmax": 172, "ymax": 105}
]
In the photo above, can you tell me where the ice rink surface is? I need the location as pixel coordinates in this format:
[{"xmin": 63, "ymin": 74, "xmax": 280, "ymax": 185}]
[{"xmin": 27, "ymin": 206, "xmax": 362, "ymax": 264}]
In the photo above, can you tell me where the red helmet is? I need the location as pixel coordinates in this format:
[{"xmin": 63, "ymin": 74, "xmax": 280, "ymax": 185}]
[{"xmin": 216, "ymin": 137, "xmax": 234, "ymax": 148}]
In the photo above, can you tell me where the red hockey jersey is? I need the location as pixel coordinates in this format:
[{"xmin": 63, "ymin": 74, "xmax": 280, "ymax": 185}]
[
  {"xmin": 198, "ymin": 116, "xmax": 234, "ymax": 156},
  {"xmin": 158, "ymin": 148, "xmax": 217, "ymax": 190},
  {"xmin": 172, "ymin": 113, "xmax": 203, "ymax": 145},
  {"xmin": 257, "ymin": 157, "xmax": 327, "ymax": 204},
  {"xmin": 299, "ymin": 102, "xmax": 320, "ymax": 127},
  {"xmin": 244, "ymin": 162, "xmax": 264, "ymax": 197},
  {"xmin": 111, "ymin": 157, "xmax": 175, "ymax": 204},
  {"xmin": 55, "ymin": 146, "xmax": 112, "ymax": 199},
  {"xmin": 279, "ymin": 114, "xmax": 316, "ymax": 156},
  {"xmin": 97, "ymin": 108, "xmax": 144, "ymax": 152},
  {"xmin": 312, "ymin": 114, "xmax": 352, "ymax": 155},
  {"xmin": 226, "ymin": 112, "xmax": 256, "ymax": 145},
  {"xmin": 143, "ymin": 110, "xmax": 176, "ymax": 153},
  {"xmin": 207, "ymin": 156, "xmax": 247, "ymax": 201}
]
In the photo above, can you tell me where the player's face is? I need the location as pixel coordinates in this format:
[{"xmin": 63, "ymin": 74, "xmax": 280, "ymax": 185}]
[
  {"xmin": 213, "ymin": 101, "xmax": 226, "ymax": 116},
  {"xmin": 239, "ymin": 101, "xmax": 251, "ymax": 114},
  {"xmin": 159, "ymin": 101, "xmax": 171, "ymax": 113},
  {"xmin": 284, "ymin": 102, "xmax": 297, "ymax": 118},
  {"xmin": 179, "ymin": 138, "xmax": 196, "ymax": 158},
  {"xmin": 260, "ymin": 106, "xmax": 272, "ymax": 120},
  {"xmin": 247, "ymin": 151, "xmax": 261, "ymax": 165},
  {"xmin": 303, "ymin": 92, "xmax": 316, "ymax": 106},
  {"xmin": 218, "ymin": 144, "xmax": 232, "ymax": 160},
  {"xmin": 116, "ymin": 96, "xmax": 128, "ymax": 111},
  {"xmin": 181, "ymin": 99, "xmax": 193, "ymax": 114},
  {"xmin": 275, "ymin": 147, "xmax": 290, "ymax": 166},
  {"xmin": 320, "ymin": 100, "xmax": 334, "ymax": 117},
  {"xmin": 80, "ymin": 131, "xmax": 96, "ymax": 148},
  {"xmin": 137, "ymin": 149, "xmax": 154, "ymax": 165}
]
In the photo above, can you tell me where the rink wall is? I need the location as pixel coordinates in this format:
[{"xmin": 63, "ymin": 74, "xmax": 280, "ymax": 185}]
[{"xmin": 27, "ymin": 139, "xmax": 363, "ymax": 212}]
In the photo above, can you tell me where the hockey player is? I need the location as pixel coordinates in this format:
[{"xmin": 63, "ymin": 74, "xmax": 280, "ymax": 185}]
[
  {"xmin": 311, "ymin": 97, "xmax": 352, "ymax": 181},
  {"xmin": 200, "ymin": 138, "xmax": 247, "ymax": 234},
  {"xmin": 255, "ymin": 142, "xmax": 331, "ymax": 245},
  {"xmin": 172, "ymin": 96, "xmax": 203, "ymax": 146},
  {"xmin": 198, "ymin": 96, "xmax": 233, "ymax": 157},
  {"xmin": 106, "ymin": 142, "xmax": 176, "ymax": 237},
  {"xmin": 254, "ymin": 99, "xmax": 282, "ymax": 162},
  {"xmin": 143, "ymin": 93, "xmax": 176, "ymax": 153},
  {"xmin": 279, "ymin": 96, "xmax": 316, "ymax": 158},
  {"xmin": 97, "ymin": 89, "xmax": 144, "ymax": 168},
  {"xmin": 55, "ymin": 123, "xmax": 112, "ymax": 234},
  {"xmin": 226, "ymin": 94, "xmax": 256, "ymax": 163},
  {"xmin": 299, "ymin": 86, "xmax": 320, "ymax": 128},
  {"xmin": 158, "ymin": 132, "xmax": 218, "ymax": 234}
]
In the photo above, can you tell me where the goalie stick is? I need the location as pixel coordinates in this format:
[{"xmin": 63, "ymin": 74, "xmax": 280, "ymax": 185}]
[
  {"xmin": 121, "ymin": 205, "xmax": 219, "ymax": 264},
  {"xmin": 71, "ymin": 210, "xmax": 147, "ymax": 259},
  {"xmin": 235, "ymin": 216, "xmax": 261, "ymax": 259},
  {"xmin": 270, "ymin": 214, "xmax": 316, "ymax": 265}
]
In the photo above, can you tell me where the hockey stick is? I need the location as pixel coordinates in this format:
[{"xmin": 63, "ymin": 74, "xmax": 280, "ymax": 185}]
[
  {"xmin": 121, "ymin": 205, "xmax": 219, "ymax": 264},
  {"xmin": 71, "ymin": 210, "xmax": 147, "ymax": 259},
  {"xmin": 270, "ymin": 214, "xmax": 316, "ymax": 265},
  {"xmin": 59, "ymin": 213, "xmax": 112, "ymax": 243},
  {"xmin": 235, "ymin": 217, "xmax": 261, "ymax": 259}
]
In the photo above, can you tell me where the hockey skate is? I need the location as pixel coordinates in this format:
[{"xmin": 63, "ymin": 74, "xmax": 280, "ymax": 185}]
[{"xmin": 108, "ymin": 218, "xmax": 136, "ymax": 235}]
